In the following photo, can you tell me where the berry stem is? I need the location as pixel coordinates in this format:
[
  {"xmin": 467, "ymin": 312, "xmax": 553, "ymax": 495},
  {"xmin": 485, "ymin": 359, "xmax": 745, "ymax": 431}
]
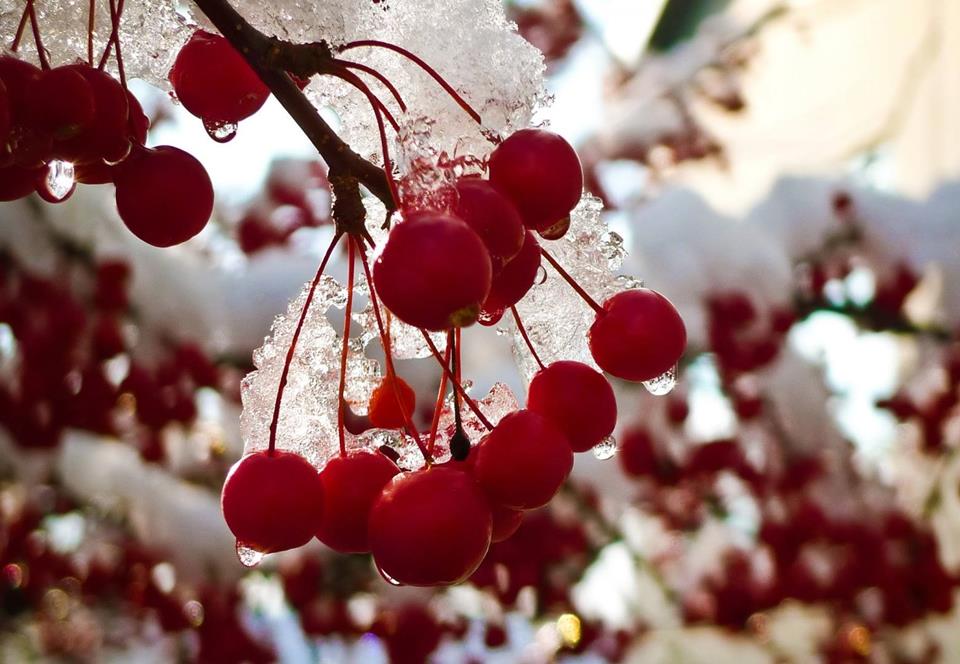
[
  {"xmin": 333, "ymin": 66, "xmax": 400, "ymax": 132},
  {"xmin": 510, "ymin": 306, "xmax": 545, "ymax": 370},
  {"xmin": 334, "ymin": 58, "xmax": 407, "ymax": 113},
  {"xmin": 419, "ymin": 330, "xmax": 494, "ymax": 431},
  {"xmin": 336, "ymin": 238, "xmax": 357, "ymax": 456},
  {"xmin": 451, "ymin": 329, "xmax": 464, "ymax": 435},
  {"xmin": 540, "ymin": 247, "xmax": 604, "ymax": 315},
  {"xmin": 87, "ymin": 0, "xmax": 95, "ymax": 65},
  {"xmin": 354, "ymin": 240, "xmax": 430, "ymax": 461},
  {"xmin": 267, "ymin": 231, "xmax": 342, "ymax": 455},
  {"xmin": 339, "ymin": 39, "xmax": 482, "ymax": 125},
  {"xmin": 28, "ymin": 1, "xmax": 50, "ymax": 70},
  {"xmin": 426, "ymin": 334, "xmax": 452, "ymax": 455},
  {"xmin": 10, "ymin": 2, "xmax": 30, "ymax": 52}
]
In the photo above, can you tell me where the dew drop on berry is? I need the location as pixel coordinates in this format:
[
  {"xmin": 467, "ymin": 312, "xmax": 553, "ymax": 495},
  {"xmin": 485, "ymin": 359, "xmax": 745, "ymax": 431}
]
[
  {"xmin": 235, "ymin": 541, "xmax": 265, "ymax": 567},
  {"xmin": 42, "ymin": 160, "xmax": 76, "ymax": 202},
  {"xmin": 203, "ymin": 118, "xmax": 238, "ymax": 143},
  {"xmin": 642, "ymin": 364, "xmax": 678, "ymax": 396},
  {"xmin": 591, "ymin": 435, "xmax": 618, "ymax": 460},
  {"xmin": 478, "ymin": 307, "xmax": 504, "ymax": 326},
  {"xmin": 377, "ymin": 564, "xmax": 403, "ymax": 586}
]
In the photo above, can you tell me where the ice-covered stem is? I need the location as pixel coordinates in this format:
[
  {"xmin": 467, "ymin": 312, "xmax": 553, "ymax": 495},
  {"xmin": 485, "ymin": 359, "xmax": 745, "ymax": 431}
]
[
  {"xmin": 511, "ymin": 306, "xmax": 545, "ymax": 370},
  {"xmin": 540, "ymin": 247, "xmax": 604, "ymax": 314},
  {"xmin": 268, "ymin": 231, "xmax": 343, "ymax": 455},
  {"xmin": 337, "ymin": 240, "xmax": 357, "ymax": 456},
  {"xmin": 190, "ymin": 0, "xmax": 395, "ymax": 212},
  {"xmin": 420, "ymin": 331, "xmax": 494, "ymax": 431},
  {"xmin": 334, "ymin": 59, "xmax": 407, "ymax": 113}
]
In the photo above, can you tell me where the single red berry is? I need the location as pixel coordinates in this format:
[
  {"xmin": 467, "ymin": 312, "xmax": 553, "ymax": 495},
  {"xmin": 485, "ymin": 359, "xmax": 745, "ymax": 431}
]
[
  {"xmin": 454, "ymin": 178, "xmax": 525, "ymax": 273},
  {"xmin": 221, "ymin": 450, "xmax": 324, "ymax": 554},
  {"xmin": 113, "ymin": 145, "xmax": 214, "ymax": 247},
  {"xmin": 373, "ymin": 212, "xmax": 492, "ymax": 330},
  {"xmin": 488, "ymin": 128, "xmax": 582, "ymax": 232},
  {"xmin": 473, "ymin": 409, "xmax": 573, "ymax": 510},
  {"xmin": 25, "ymin": 66, "xmax": 96, "ymax": 139},
  {"xmin": 481, "ymin": 230, "xmax": 541, "ymax": 317},
  {"xmin": 56, "ymin": 65, "xmax": 130, "ymax": 164},
  {"xmin": 169, "ymin": 30, "xmax": 270, "ymax": 124},
  {"xmin": 315, "ymin": 450, "xmax": 399, "ymax": 553},
  {"xmin": 527, "ymin": 360, "xmax": 617, "ymax": 453},
  {"xmin": 369, "ymin": 464, "xmax": 492, "ymax": 586},
  {"xmin": 491, "ymin": 504, "xmax": 523, "ymax": 543},
  {"xmin": 367, "ymin": 373, "xmax": 416, "ymax": 430},
  {"xmin": 589, "ymin": 289, "xmax": 686, "ymax": 382},
  {"xmin": 0, "ymin": 56, "xmax": 41, "ymax": 124}
]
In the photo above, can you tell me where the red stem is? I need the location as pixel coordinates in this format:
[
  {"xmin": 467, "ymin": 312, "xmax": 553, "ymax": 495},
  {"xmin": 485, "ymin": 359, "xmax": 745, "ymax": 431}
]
[
  {"xmin": 336, "ymin": 239, "xmax": 357, "ymax": 456},
  {"xmin": 426, "ymin": 337, "xmax": 452, "ymax": 455},
  {"xmin": 511, "ymin": 306, "xmax": 545, "ymax": 370},
  {"xmin": 419, "ymin": 330, "xmax": 494, "ymax": 431},
  {"xmin": 340, "ymin": 39, "xmax": 481, "ymax": 125},
  {"xmin": 107, "ymin": 0, "xmax": 126, "ymax": 87},
  {"xmin": 10, "ymin": 2, "xmax": 30, "ymax": 52},
  {"xmin": 28, "ymin": 2, "xmax": 50, "ymax": 70},
  {"xmin": 354, "ymin": 241, "xmax": 430, "ymax": 461},
  {"xmin": 540, "ymin": 247, "xmax": 604, "ymax": 314},
  {"xmin": 334, "ymin": 66, "xmax": 400, "ymax": 132},
  {"xmin": 335, "ymin": 58, "xmax": 407, "ymax": 113},
  {"xmin": 87, "ymin": 0, "xmax": 95, "ymax": 65},
  {"xmin": 268, "ymin": 231, "xmax": 342, "ymax": 455},
  {"xmin": 97, "ymin": 0, "xmax": 125, "ymax": 74}
]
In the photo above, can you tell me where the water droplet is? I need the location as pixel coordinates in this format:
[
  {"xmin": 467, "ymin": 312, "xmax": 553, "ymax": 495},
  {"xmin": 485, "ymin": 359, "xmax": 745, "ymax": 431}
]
[
  {"xmin": 478, "ymin": 308, "xmax": 503, "ymax": 326},
  {"xmin": 377, "ymin": 565, "xmax": 402, "ymax": 586},
  {"xmin": 203, "ymin": 118, "xmax": 238, "ymax": 143},
  {"xmin": 235, "ymin": 541, "xmax": 264, "ymax": 567},
  {"xmin": 40, "ymin": 160, "xmax": 76, "ymax": 203},
  {"xmin": 642, "ymin": 365, "xmax": 677, "ymax": 396},
  {"xmin": 592, "ymin": 436, "xmax": 617, "ymax": 460}
]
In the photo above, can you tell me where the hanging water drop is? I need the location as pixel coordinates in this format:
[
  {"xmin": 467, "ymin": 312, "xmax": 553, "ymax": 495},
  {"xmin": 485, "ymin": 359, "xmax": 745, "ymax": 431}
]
[
  {"xmin": 203, "ymin": 118, "xmax": 238, "ymax": 143},
  {"xmin": 377, "ymin": 564, "xmax": 402, "ymax": 586},
  {"xmin": 478, "ymin": 307, "xmax": 504, "ymax": 327},
  {"xmin": 642, "ymin": 364, "xmax": 677, "ymax": 396},
  {"xmin": 235, "ymin": 541, "xmax": 265, "ymax": 567},
  {"xmin": 39, "ymin": 160, "xmax": 76, "ymax": 203},
  {"xmin": 592, "ymin": 435, "xmax": 617, "ymax": 460}
]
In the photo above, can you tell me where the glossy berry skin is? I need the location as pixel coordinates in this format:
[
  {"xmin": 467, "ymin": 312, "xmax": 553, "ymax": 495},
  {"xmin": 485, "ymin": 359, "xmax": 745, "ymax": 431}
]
[
  {"xmin": 315, "ymin": 451, "xmax": 399, "ymax": 553},
  {"xmin": 0, "ymin": 165, "xmax": 43, "ymax": 201},
  {"xmin": 368, "ymin": 373, "xmax": 416, "ymax": 429},
  {"xmin": 527, "ymin": 361, "xmax": 617, "ymax": 453},
  {"xmin": 481, "ymin": 230, "xmax": 541, "ymax": 316},
  {"xmin": 0, "ymin": 78, "xmax": 9, "ymax": 147},
  {"xmin": 169, "ymin": 30, "xmax": 269, "ymax": 124},
  {"xmin": 488, "ymin": 128, "xmax": 582, "ymax": 232},
  {"xmin": 473, "ymin": 409, "xmax": 573, "ymax": 510},
  {"xmin": 491, "ymin": 505, "xmax": 524, "ymax": 543},
  {"xmin": 589, "ymin": 289, "xmax": 686, "ymax": 382},
  {"xmin": 221, "ymin": 450, "xmax": 324, "ymax": 554},
  {"xmin": 373, "ymin": 212, "xmax": 492, "ymax": 331},
  {"xmin": 113, "ymin": 145, "xmax": 214, "ymax": 247},
  {"xmin": 369, "ymin": 464, "xmax": 492, "ymax": 586},
  {"xmin": 454, "ymin": 178, "xmax": 525, "ymax": 273},
  {"xmin": 26, "ymin": 66, "xmax": 95, "ymax": 139},
  {"xmin": 57, "ymin": 65, "xmax": 130, "ymax": 164}
]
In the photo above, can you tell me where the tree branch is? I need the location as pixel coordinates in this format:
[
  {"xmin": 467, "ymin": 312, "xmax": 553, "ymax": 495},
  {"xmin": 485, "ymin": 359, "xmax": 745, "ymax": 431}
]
[{"xmin": 189, "ymin": 0, "xmax": 396, "ymax": 217}]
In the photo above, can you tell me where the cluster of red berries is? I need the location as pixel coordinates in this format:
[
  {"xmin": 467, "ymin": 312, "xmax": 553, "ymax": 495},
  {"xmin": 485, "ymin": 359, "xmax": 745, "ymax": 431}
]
[{"xmin": 0, "ymin": 54, "xmax": 214, "ymax": 248}]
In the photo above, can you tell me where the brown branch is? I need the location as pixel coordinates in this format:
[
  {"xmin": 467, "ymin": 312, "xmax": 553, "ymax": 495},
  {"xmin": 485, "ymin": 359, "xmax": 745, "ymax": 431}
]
[{"xmin": 189, "ymin": 0, "xmax": 396, "ymax": 216}]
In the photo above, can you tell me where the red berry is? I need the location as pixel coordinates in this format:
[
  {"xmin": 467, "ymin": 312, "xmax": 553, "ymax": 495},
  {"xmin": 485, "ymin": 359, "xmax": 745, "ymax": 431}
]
[
  {"xmin": 0, "ymin": 56, "xmax": 41, "ymax": 124},
  {"xmin": 481, "ymin": 230, "xmax": 541, "ymax": 317},
  {"xmin": 367, "ymin": 373, "xmax": 416, "ymax": 430},
  {"xmin": 589, "ymin": 289, "xmax": 686, "ymax": 382},
  {"xmin": 488, "ymin": 128, "xmax": 582, "ymax": 232},
  {"xmin": 169, "ymin": 30, "xmax": 269, "ymax": 124},
  {"xmin": 369, "ymin": 465, "xmax": 492, "ymax": 586},
  {"xmin": 221, "ymin": 450, "xmax": 324, "ymax": 554},
  {"xmin": 0, "ymin": 78, "xmax": 11, "ymax": 148},
  {"xmin": 373, "ymin": 212, "xmax": 492, "ymax": 330},
  {"xmin": 0, "ymin": 164, "xmax": 43, "ymax": 201},
  {"xmin": 25, "ymin": 66, "xmax": 96, "ymax": 139},
  {"xmin": 527, "ymin": 360, "xmax": 617, "ymax": 453},
  {"xmin": 113, "ymin": 145, "xmax": 213, "ymax": 247},
  {"xmin": 454, "ymin": 178, "xmax": 525, "ymax": 273},
  {"xmin": 473, "ymin": 409, "xmax": 573, "ymax": 510},
  {"xmin": 315, "ymin": 451, "xmax": 399, "ymax": 553},
  {"xmin": 56, "ymin": 65, "xmax": 130, "ymax": 164},
  {"xmin": 491, "ymin": 504, "xmax": 523, "ymax": 543}
]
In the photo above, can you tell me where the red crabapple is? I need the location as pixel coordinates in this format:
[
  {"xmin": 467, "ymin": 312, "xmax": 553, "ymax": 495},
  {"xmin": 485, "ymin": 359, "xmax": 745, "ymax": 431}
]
[
  {"xmin": 373, "ymin": 212, "xmax": 492, "ymax": 330},
  {"xmin": 589, "ymin": 289, "xmax": 686, "ymax": 382},
  {"xmin": 113, "ymin": 145, "xmax": 214, "ymax": 247},
  {"xmin": 488, "ymin": 128, "xmax": 582, "ymax": 233},
  {"xmin": 315, "ymin": 451, "xmax": 399, "ymax": 553},
  {"xmin": 480, "ymin": 230, "xmax": 541, "ymax": 318},
  {"xmin": 369, "ymin": 464, "xmax": 492, "ymax": 586},
  {"xmin": 25, "ymin": 66, "xmax": 96, "ymax": 139},
  {"xmin": 473, "ymin": 409, "xmax": 573, "ymax": 510},
  {"xmin": 454, "ymin": 178, "xmax": 525, "ymax": 273},
  {"xmin": 367, "ymin": 373, "xmax": 416, "ymax": 429},
  {"xmin": 491, "ymin": 505, "xmax": 524, "ymax": 543},
  {"xmin": 527, "ymin": 360, "xmax": 617, "ymax": 453},
  {"xmin": 221, "ymin": 450, "xmax": 324, "ymax": 554}
]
